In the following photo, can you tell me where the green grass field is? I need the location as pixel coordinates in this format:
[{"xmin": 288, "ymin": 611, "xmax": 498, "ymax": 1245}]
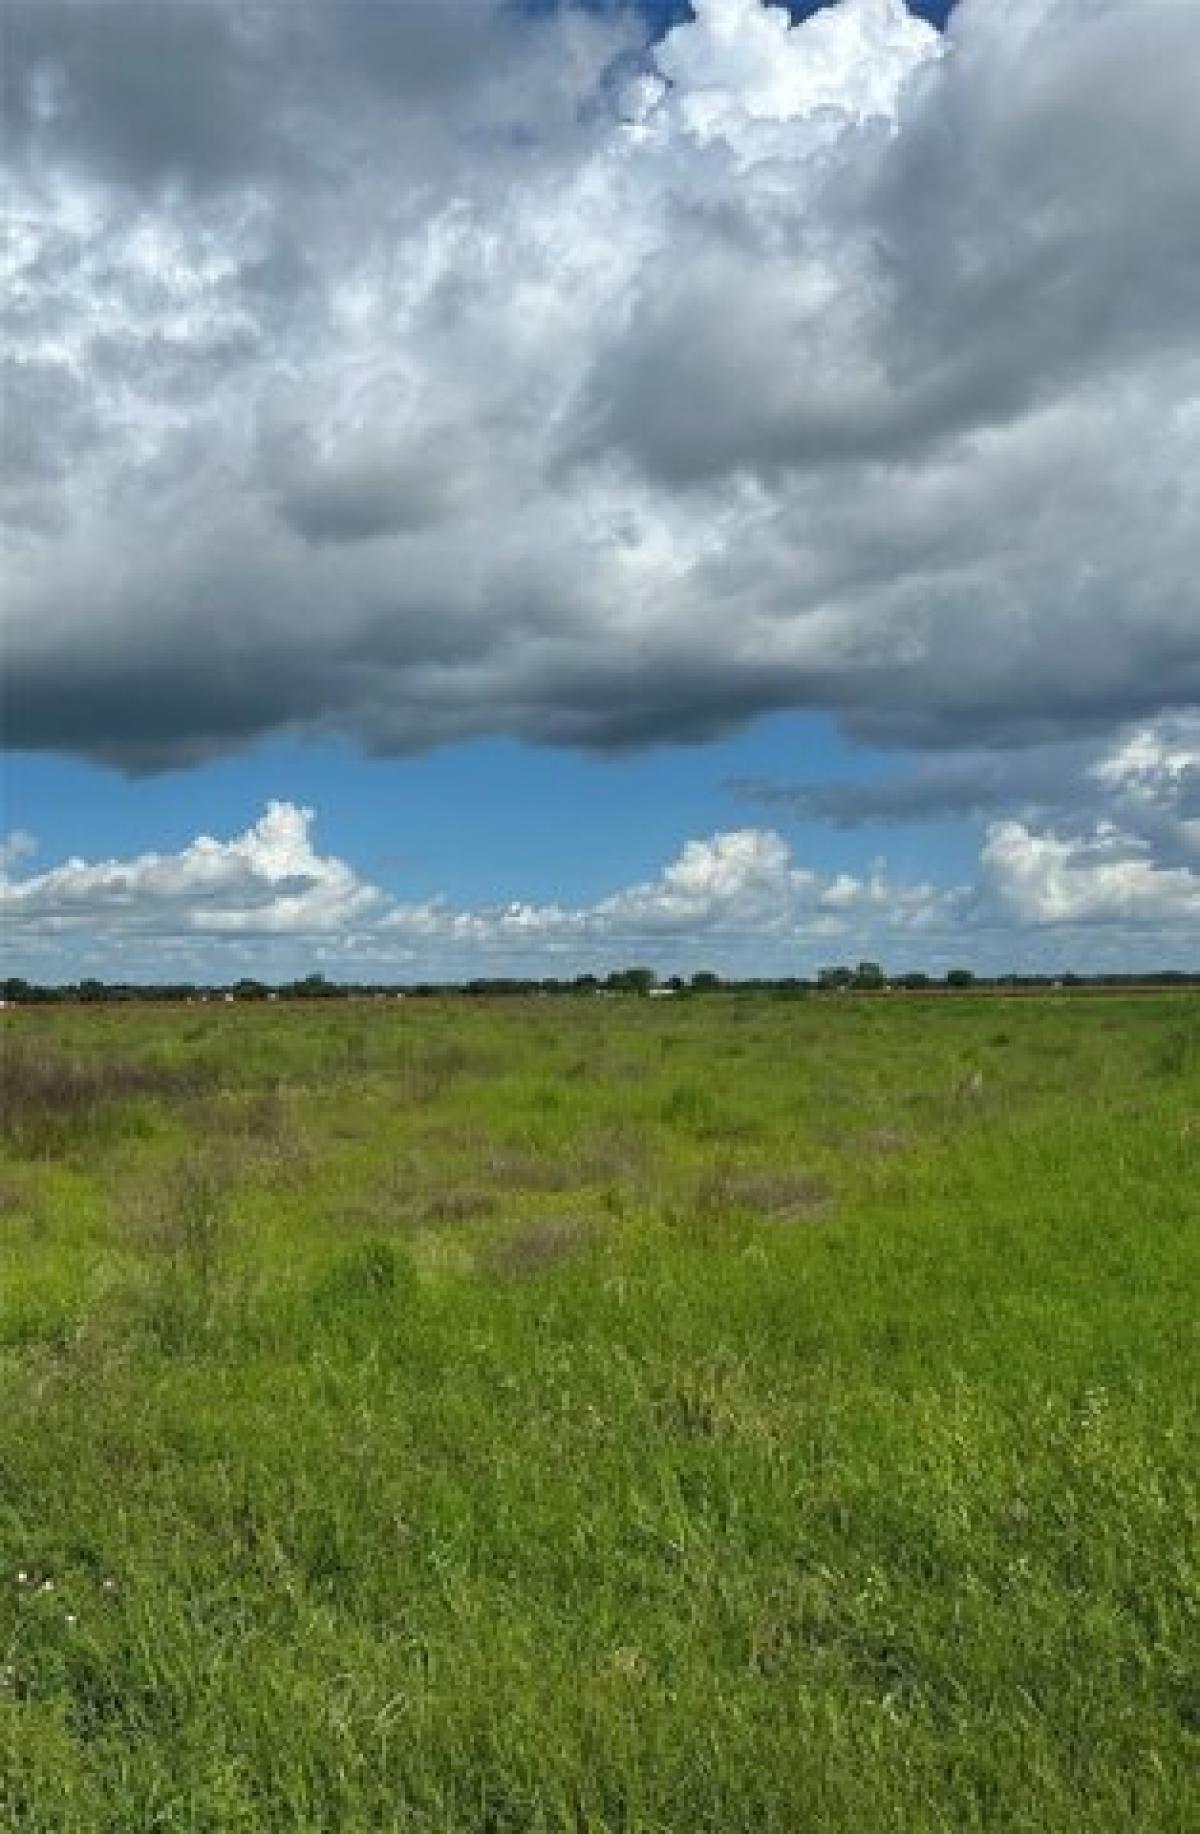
[{"xmin": 1, "ymin": 992, "xmax": 1197, "ymax": 1831}]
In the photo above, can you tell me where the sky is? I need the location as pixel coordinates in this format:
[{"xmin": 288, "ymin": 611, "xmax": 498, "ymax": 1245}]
[{"xmin": 2, "ymin": 0, "xmax": 1198, "ymax": 984}]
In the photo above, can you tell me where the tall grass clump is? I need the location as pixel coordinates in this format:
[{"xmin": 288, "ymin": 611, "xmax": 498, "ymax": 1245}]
[
  {"xmin": 1, "ymin": 1037, "xmax": 213, "ymax": 1158},
  {"xmin": 130, "ymin": 1151, "xmax": 235, "ymax": 1354}
]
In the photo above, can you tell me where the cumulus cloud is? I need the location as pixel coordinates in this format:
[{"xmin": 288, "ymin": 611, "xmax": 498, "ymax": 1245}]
[
  {"xmin": 980, "ymin": 821, "xmax": 1200, "ymax": 929},
  {"xmin": 0, "ymin": 801, "xmax": 961, "ymax": 978},
  {"xmin": 0, "ymin": 800, "xmax": 380, "ymax": 942},
  {"xmin": 3, "ymin": 0, "xmax": 1197, "ymax": 769},
  {"xmin": 378, "ymin": 826, "xmax": 957, "ymax": 956}
]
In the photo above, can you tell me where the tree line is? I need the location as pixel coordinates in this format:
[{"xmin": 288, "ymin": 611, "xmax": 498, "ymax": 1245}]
[{"xmin": 2, "ymin": 964, "xmax": 1197, "ymax": 1005}]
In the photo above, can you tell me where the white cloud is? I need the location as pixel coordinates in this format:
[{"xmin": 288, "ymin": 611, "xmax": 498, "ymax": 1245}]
[
  {"xmin": 0, "ymin": 801, "xmax": 379, "ymax": 941},
  {"xmin": 380, "ymin": 824, "xmax": 959, "ymax": 957},
  {"xmin": 0, "ymin": 804, "xmax": 960, "ymax": 977},
  {"xmin": 981, "ymin": 819, "xmax": 1200, "ymax": 928},
  {"xmin": 642, "ymin": 0, "xmax": 940, "ymax": 137},
  {"xmin": 3, "ymin": 0, "xmax": 1198, "ymax": 766}
]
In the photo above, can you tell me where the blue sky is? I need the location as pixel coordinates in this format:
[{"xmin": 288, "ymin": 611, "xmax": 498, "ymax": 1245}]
[
  {"xmin": 3, "ymin": 0, "xmax": 1198, "ymax": 980},
  {"xmin": 4, "ymin": 715, "xmax": 979, "ymax": 913}
]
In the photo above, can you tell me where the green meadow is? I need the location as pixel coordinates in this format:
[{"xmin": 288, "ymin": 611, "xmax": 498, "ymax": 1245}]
[{"xmin": 1, "ymin": 992, "xmax": 1197, "ymax": 1832}]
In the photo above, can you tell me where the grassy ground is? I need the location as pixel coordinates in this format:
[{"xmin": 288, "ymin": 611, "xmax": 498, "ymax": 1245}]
[{"xmin": 1, "ymin": 992, "xmax": 1197, "ymax": 1831}]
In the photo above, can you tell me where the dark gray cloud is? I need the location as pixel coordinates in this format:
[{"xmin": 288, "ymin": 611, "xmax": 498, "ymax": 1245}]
[
  {"xmin": 1, "ymin": 1, "xmax": 602, "ymax": 194},
  {"xmin": 2, "ymin": 0, "xmax": 1198, "ymax": 773},
  {"xmin": 729, "ymin": 744, "xmax": 1098, "ymax": 827},
  {"xmin": 2, "ymin": 1, "xmax": 274, "ymax": 191}
]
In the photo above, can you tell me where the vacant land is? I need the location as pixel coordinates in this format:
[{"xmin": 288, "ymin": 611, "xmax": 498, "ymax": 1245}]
[{"xmin": 1, "ymin": 992, "xmax": 1197, "ymax": 1832}]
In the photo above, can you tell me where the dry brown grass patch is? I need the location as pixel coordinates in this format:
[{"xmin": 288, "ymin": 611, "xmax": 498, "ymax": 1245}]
[
  {"xmin": 478, "ymin": 1146, "xmax": 580, "ymax": 1193},
  {"xmin": 483, "ymin": 1216, "xmax": 592, "ymax": 1279},
  {"xmin": 422, "ymin": 1186, "xmax": 501, "ymax": 1225},
  {"xmin": 0, "ymin": 1041, "xmax": 215, "ymax": 1154},
  {"xmin": 695, "ymin": 1164, "xmax": 831, "ymax": 1225}
]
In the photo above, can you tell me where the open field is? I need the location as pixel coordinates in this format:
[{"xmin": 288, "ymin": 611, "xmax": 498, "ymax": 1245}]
[{"xmin": 1, "ymin": 992, "xmax": 1197, "ymax": 1832}]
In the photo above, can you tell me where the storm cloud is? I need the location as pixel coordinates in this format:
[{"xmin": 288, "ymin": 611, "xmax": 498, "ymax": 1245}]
[{"xmin": 4, "ymin": 0, "xmax": 1199, "ymax": 775}]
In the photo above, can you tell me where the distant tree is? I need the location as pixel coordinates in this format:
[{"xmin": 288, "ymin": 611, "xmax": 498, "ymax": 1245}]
[
  {"xmin": 232, "ymin": 978, "xmax": 269, "ymax": 1001},
  {"xmin": 290, "ymin": 972, "xmax": 338, "ymax": 999},
  {"xmin": 606, "ymin": 966, "xmax": 656, "ymax": 995},
  {"xmin": 853, "ymin": 960, "xmax": 885, "ymax": 990},
  {"xmin": 817, "ymin": 965, "xmax": 854, "ymax": 990},
  {"xmin": 689, "ymin": 970, "xmax": 721, "ymax": 993},
  {"xmin": 945, "ymin": 968, "xmax": 976, "ymax": 989},
  {"xmin": 897, "ymin": 971, "xmax": 932, "ymax": 990}
]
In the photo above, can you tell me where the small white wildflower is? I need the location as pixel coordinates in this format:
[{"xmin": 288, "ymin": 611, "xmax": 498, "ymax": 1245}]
[
  {"xmin": 16, "ymin": 1570, "xmax": 27, "ymax": 1586},
  {"xmin": 66, "ymin": 1612, "xmax": 78, "ymax": 1628},
  {"xmin": 40, "ymin": 1578, "xmax": 54, "ymax": 1593}
]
